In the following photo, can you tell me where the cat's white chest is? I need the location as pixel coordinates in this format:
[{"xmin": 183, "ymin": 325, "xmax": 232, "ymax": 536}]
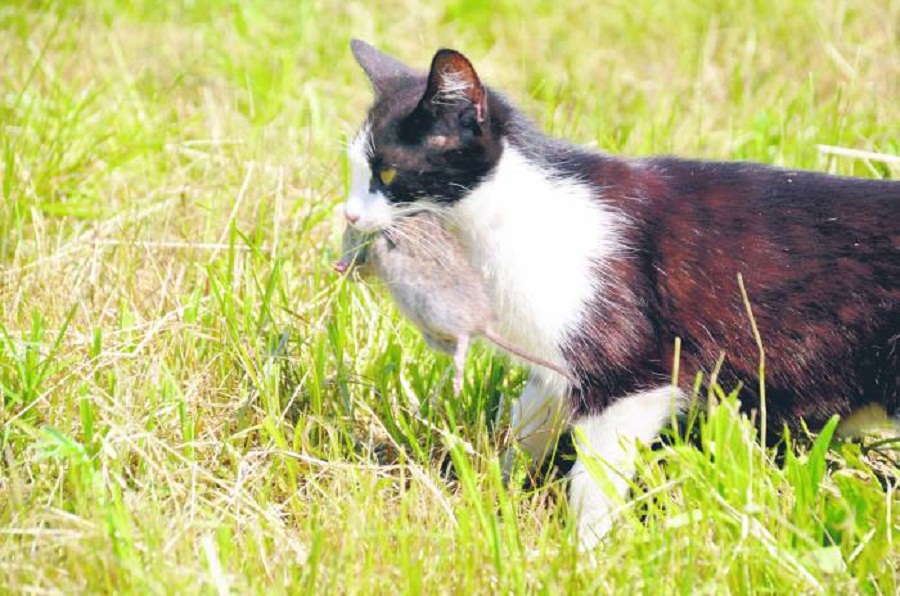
[{"xmin": 454, "ymin": 144, "xmax": 625, "ymax": 368}]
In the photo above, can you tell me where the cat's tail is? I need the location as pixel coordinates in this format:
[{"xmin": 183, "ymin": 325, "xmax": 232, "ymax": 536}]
[{"xmin": 482, "ymin": 328, "xmax": 578, "ymax": 387}]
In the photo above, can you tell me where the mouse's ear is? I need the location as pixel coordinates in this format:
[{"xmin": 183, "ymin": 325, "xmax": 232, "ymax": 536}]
[
  {"xmin": 351, "ymin": 39, "xmax": 418, "ymax": 96},
  {"xmin": 419, "ymin": 49, "xmax": 487, "ymax": 128}
]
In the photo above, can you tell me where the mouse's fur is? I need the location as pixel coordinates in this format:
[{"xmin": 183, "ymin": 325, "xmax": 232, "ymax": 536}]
[{"xmin": 335, "ymin": 212, "xmax": 577, "ymax": 392}]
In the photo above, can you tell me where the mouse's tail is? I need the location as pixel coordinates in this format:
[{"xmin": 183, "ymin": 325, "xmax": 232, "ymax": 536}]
[{"xmin": 482, "ymin": 328, "xmax": 578, "ymax": 387}]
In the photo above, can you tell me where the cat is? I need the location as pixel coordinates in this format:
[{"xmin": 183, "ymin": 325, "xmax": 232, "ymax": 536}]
[{"xmin": 342, "ymin": 39, "xmax": 899, "ymax": 549}]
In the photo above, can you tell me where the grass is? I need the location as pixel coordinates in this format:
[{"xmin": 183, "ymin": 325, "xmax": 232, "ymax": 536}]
[{"xmin": 1, "ymin": 0, "xmax": 898, "ymax": 593}]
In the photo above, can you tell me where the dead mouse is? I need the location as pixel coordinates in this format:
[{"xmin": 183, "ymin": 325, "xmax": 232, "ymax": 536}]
[{"xmin": 334, "ymin": 212, "xmax": 577, "ymax": 393}]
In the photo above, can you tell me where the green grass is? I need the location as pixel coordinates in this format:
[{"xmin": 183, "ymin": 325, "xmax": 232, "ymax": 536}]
[{"xmin": 1, "ymin": 0, "xmax": 898, "ymax": 593}]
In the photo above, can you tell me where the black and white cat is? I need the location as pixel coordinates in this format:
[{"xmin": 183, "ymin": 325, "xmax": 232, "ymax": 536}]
[{"xmin": 342, "ymin": 40, "xmax": 899, "ymax": 548}]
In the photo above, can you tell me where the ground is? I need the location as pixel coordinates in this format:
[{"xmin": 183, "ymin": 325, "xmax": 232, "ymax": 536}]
[{"xmin": 1, "ymin": 1, "xmax": 898, "ymax": 593}]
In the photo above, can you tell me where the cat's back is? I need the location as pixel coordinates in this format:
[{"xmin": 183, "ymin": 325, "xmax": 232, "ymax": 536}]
[
  {"xmin": 628, "ymin": 157, "xmax": 897, "ymax": 316},
  {"xmin": 644, "ymin": 157, "xmax": 899, "ymax": 229}
]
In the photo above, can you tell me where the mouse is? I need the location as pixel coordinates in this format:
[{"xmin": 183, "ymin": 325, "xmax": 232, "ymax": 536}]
[{"xmin": 334, "ymin": 212, "xmax": 578, "ymax": 394}]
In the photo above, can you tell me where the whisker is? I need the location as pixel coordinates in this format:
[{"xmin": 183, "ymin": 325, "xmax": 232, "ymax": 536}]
[
  {"xmin": 386, "ymin": 215, "xmax": 462, "ymax": 269},
  {"xmin": 388, "ymin": 222, "xmax": 445, "ymax": 261},
  {"xmin": 386, "ymin": 218, "xmax": 441, "ymax": 258}
]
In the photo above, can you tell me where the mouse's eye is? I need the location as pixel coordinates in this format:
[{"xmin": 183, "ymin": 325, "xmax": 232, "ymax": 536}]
[{"xmin": 378, "ymin": 167, "xmax": 397, "ymax": 186}]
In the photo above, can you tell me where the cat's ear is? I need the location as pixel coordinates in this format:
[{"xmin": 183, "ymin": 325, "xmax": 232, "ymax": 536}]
[
  {"xmin": 351, "ymin": 39, "xmax": 417, "ymax": 96},
  {"xmin": 421, "ymin": 49, "xmax": 487, "ymax": 127}
]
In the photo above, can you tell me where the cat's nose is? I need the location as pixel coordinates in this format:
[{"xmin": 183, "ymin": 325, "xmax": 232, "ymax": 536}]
[{"xmin": 344, "ymin": 207, "xmax": 360, "ymax": 225}]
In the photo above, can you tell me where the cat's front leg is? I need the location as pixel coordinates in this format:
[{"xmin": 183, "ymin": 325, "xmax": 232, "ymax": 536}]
[
  {"xmin": 569, "ymin": 386, "xmax": 683, "ymax": 549},
  {"xmin": 500, "ymin": 372, "xmax": 571, "ymax": 482}
]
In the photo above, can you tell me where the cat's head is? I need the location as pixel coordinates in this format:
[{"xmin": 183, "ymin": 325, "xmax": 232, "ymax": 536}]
[{"xmin": 343, "ymin": 40, "xmax": 504, "ymax": 232}]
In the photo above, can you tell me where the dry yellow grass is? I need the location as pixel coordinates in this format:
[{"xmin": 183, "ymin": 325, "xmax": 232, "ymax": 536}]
[{"xmin": 1, "ymin": 1, "xmax": 898, "ymax": 593}]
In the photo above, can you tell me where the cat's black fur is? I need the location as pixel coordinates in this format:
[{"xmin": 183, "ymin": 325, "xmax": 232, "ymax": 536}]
[{"xmin": 565, "ymin": 155, "xmax": 898, "ymax": 427}]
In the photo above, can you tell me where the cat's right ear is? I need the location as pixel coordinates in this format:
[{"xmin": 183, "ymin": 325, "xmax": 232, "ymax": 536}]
[
  {"xmin": 350, "ymin": 39, "xmax": 417, "ymax": 96},
  {"xmin": 420, "ymin": 49, "xmax": 487, "ymax": 128}
]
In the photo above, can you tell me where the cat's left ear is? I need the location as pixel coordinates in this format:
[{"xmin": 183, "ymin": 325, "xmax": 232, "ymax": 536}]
[
  {"xmin": 351, "ymin": 39, "xmax": 417, "ymax": 96},
  {"xmin": 421, "ymin": 49, "xmax": 487, "ymax": 127}
]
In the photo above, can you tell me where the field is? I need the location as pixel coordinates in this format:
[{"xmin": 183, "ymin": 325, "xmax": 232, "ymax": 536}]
[{"xmin": 1, "ymin": 1, "xmax": 899, "ymax": 593}]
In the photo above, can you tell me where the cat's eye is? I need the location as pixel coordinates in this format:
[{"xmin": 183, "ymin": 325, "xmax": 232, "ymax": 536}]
[{"xmin": 379, "ymin": 167, "xmax": 397, "ymax": 186}]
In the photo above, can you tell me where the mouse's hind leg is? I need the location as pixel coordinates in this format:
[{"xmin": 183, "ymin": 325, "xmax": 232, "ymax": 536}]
[
  {"xmin": 422, "ymin": 332, "xmax": 456, "ymax": 355},
  {"xmin": 452, "ymin": 334, "xmax": 469, "ymax": 395}
]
